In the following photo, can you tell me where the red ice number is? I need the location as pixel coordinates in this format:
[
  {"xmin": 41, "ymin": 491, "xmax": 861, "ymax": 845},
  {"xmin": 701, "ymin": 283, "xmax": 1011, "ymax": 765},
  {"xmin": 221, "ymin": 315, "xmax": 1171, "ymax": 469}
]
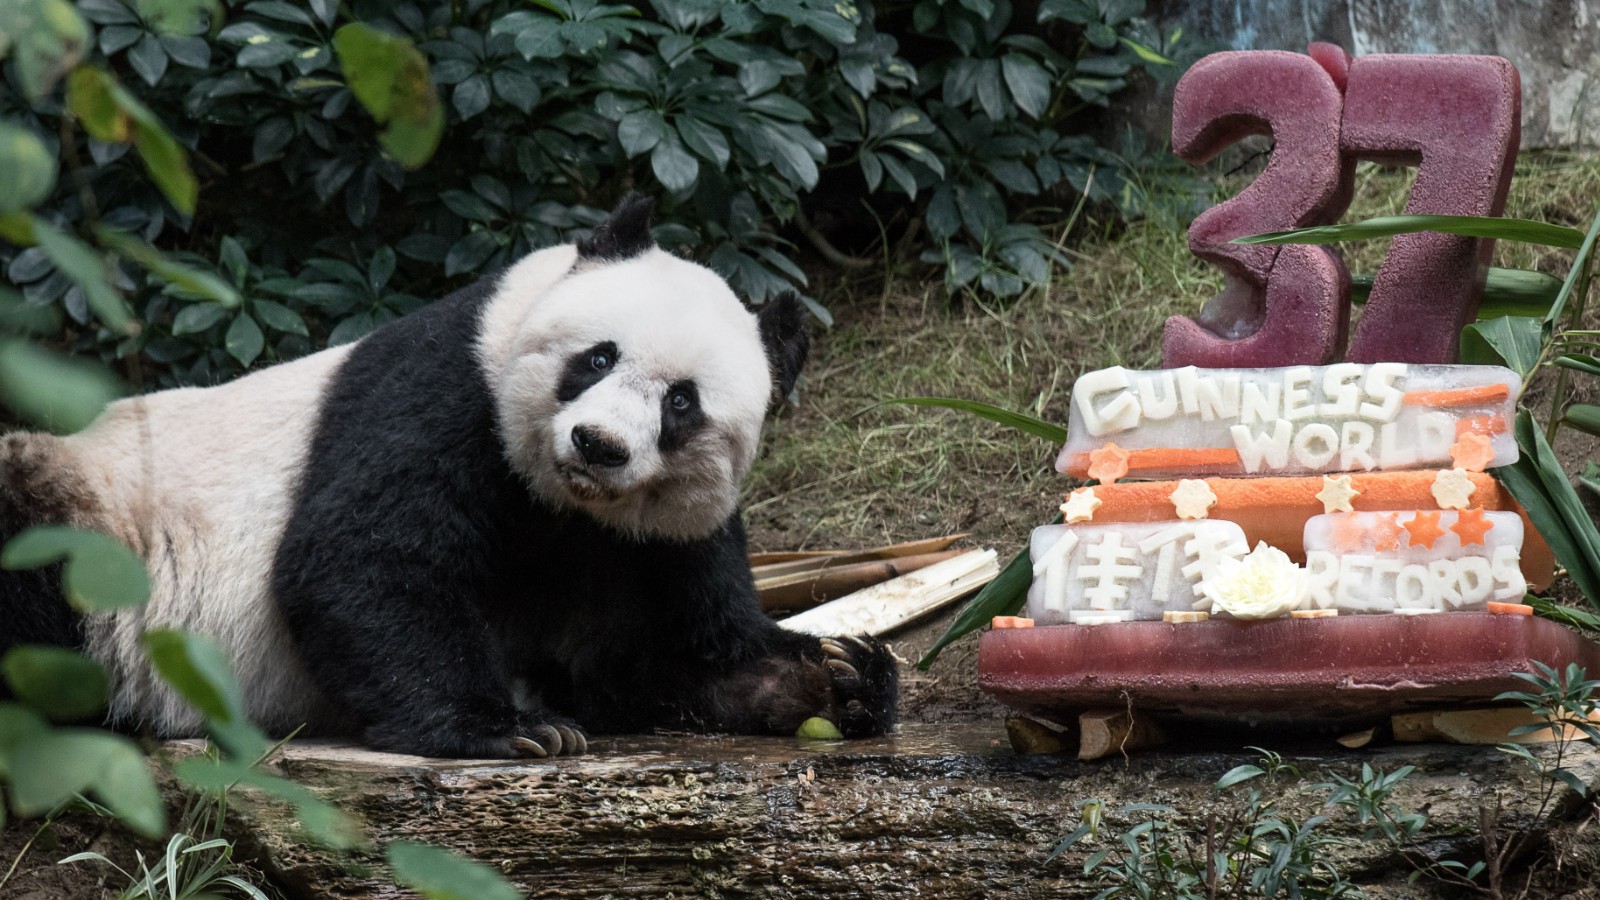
[{"xmin": 1162, "ymin": 49, "xmax": 1520, "ymax": 367}]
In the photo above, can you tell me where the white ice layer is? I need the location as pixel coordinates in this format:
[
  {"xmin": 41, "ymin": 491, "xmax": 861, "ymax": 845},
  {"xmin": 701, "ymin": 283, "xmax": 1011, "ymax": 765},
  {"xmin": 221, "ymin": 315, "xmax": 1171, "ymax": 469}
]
[
  {"xmin": 1025, "ymin": 520, "xmax": 1249, "ymax": 624},
  {"xmin": 1058, "ymin": 364, "xmax": 1520, "ymax": 477},
  {"xmin": 1302, "ymin": 511, "xmax": 1526, "ymax": 612}
]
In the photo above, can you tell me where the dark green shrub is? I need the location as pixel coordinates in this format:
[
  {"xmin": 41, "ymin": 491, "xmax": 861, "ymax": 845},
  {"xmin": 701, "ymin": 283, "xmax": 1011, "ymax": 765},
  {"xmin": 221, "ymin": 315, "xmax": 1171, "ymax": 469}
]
[{"xmin": 1, "ymin": 0, "xmax": 1187, "ymax": 392}]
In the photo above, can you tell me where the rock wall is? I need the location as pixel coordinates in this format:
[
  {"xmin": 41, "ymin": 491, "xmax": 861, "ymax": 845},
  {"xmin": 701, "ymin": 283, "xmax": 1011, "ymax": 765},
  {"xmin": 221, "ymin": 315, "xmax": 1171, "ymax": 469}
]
[{"xmin": 1153, "ymin": 0, "xmax": 1600, "ymax": 147}]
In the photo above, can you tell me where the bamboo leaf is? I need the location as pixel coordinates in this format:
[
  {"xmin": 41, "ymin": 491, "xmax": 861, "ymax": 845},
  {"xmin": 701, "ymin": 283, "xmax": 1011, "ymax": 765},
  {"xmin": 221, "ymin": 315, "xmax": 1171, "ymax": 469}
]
[
  {"xmin": 1234, "ymin": 215, "xmax": 1585, "ymax": 249},
  {"xmin": 1495, "ymin": 411, "xmax": 1600, "ymax": 606},
  {"xmin": 1564, "ymin": 403, "xmax": 1600, "ymax": 437},
  {"xmin": 884, "ymin": 397, "xmax": 1066, "ymax": 445},
  {"xmin": 1525, "ymin": 595, "xmax": 1600, "ymax": 632},
  {"xmin": 1554, "ymin": 354, "xmax": 1600, "ymax": 377},
  {"xmin": 1547, "ymin": 203, "xmax": 1600, "ymax": 330},
  {"xmin": 1460, "ymin": 316, "xmax": 1542, "ymax": 379},
  {"xmin": 918, "ymin": 516, "xmax": 1057, "ymax": 669}
]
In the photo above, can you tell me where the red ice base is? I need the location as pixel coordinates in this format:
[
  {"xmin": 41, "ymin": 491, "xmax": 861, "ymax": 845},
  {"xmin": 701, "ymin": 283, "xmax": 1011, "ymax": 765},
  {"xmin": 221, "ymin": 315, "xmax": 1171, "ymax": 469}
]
[{"xmin": 978, "ymin": 613, "xmax": 1600, "ymax": 729}]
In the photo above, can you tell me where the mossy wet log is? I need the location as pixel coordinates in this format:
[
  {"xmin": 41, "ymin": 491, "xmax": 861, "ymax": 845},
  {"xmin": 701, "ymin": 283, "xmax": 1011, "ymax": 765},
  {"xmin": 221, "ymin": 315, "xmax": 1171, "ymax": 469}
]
[{"xmin": 221, "ymin": 723, "xmax": 1600, "ymax": 899}]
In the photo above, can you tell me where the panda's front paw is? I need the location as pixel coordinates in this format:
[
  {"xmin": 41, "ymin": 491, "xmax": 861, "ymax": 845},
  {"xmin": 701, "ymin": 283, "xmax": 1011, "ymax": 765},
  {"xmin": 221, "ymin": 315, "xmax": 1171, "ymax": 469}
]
[
  {"xmin": 819, "ymin": 635, "xmax": 898, "ymax": 737},
  {"xmin": 509, "ymin": 715, "xmax": 588, "ymax": 758}
]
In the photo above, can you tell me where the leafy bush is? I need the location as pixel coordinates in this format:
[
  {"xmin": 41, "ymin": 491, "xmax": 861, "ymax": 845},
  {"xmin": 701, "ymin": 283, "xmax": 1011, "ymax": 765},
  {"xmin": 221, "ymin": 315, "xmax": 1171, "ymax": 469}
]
[{"xmin": 1, "ymin": 0, "xmax": 1186, "ymax": 394}]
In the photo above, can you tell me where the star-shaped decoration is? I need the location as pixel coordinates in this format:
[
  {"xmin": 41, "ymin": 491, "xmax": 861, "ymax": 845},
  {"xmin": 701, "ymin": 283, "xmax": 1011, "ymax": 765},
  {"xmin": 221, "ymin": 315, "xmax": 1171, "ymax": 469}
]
[
  {"xmin": 1450, "ymin": 507, "xmax": 1495, "ymax": 545},
  {"xmin": 1372, "ymin": 512, "xmax": 1404, "ymax": 552},
  {"xmin": 1430, "ymin": 468, "xmax": 1476, "ymax": 510},
  {"xmin": 1087, "ymin": 442, "xmax": 1131, "ymax": 483},
  {"xmin": 1402, "ymin": 510, "xmax": 1445, "ymax": 549},
  {"xmin": 1449, "ymin": 433, "xmax": 1495, "ymax": 472},
  {"xmin": 1061, "ymin": 487, "xmax": 1101, "ymax": 523},
  {"xmin": 1169, "ymin": 479, "xmax": 1218, "ymax": 520},
  {"xmin": 1315, "ymin": 474, "xmax": 1360, "ymax": 514}
]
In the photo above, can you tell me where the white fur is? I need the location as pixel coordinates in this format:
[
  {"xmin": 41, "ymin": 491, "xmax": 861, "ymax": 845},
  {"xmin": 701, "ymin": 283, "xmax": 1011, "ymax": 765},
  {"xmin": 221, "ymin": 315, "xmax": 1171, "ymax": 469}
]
[
  {"xmin": 64, "ymin": 345, "xmax": 353, "ymax": 736},
  {"xmin": 479, "ymin": 247, "xmax": 773, "ymax": 540}
]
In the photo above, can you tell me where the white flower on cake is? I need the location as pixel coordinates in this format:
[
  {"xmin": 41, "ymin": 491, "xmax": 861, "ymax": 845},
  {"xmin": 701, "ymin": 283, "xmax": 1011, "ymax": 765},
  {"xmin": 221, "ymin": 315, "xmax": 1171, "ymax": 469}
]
[
  {"xmin": 1061, "ymin": 487, "xmax": 1101, "ymax": 523},
  {"xmin": 1202, "ymin": 542, "xmax": 1307, "ymax": 620},
  {"xmin": 1169, "ymin": 479, "xmax": 1217, "ymax": 519},
  {"xmin": 1430, "ymin": 468, "xmax": 1476, "ymax": 510}
]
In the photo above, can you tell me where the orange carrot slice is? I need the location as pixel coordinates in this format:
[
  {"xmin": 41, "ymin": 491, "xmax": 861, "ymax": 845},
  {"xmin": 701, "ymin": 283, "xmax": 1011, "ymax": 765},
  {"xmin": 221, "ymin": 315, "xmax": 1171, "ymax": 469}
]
[
  {"xmin": 1486, "ymin": 602, "xmax": 1533, "ymax": 616},
  {"xmin": 1454, "ymin": 413, "xmax": 1507, "ymax": 437},
  {"xmin": 991, "ymin": 616, "xmax": 1035, "ymax": 629},
  {"xmin": 1401, "ymin": 384, "xmax": 1510, "ymax": 407}
]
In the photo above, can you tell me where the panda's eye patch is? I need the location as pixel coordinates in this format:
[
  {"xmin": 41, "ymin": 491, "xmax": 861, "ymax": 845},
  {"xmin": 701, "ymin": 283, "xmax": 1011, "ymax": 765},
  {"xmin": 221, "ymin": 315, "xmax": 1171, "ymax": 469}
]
[
  {"xmin": 668, "ymin": 388, "xmax": 694, "ymax": 412},
  {"xmin": 658, "ymin": 380, "xmax": 705, "ymax": 453},
  {"xmin": 557, "ymin": 341, "xmax": 619, "ymax": 403}
]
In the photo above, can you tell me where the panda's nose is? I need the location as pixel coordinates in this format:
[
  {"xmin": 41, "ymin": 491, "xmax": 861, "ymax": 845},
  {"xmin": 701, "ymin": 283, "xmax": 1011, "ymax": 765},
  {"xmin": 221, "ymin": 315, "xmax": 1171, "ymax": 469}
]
[{"xmin": 571, "ymin": 426, "xmax": 630, "ymax": 468}]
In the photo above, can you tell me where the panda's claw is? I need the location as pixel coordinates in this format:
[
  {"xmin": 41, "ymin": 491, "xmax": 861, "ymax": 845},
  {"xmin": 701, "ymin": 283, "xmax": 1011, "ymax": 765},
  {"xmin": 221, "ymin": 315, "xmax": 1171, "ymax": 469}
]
[
  {"xmin": 824, "ymin": 658, "xmax": 860, "ymax": 680},
  {"xmin": 554, "ymin": 724, "xmax": 587, "ymax": 756},
  {"xmin": 528, "ymin": 724, "xmax": 565, "ymax": 756},
  {"xmin": 841, "ymin": 634, "xmax": 874, "ymax": 652},
  {"xmin": 510, "ymin": 736, "xmax": 550, "ymax": 759},
  {"xmin": 820, "ymin": 638, "xmax": 851, "ymax": 660}
]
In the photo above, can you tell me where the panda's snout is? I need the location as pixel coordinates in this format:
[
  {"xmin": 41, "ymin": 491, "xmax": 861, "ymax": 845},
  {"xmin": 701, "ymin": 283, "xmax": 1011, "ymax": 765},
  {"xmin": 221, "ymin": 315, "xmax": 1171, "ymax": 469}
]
[{"xmin": 571, "ymin": 425, "xmax": 630, "ymax": 468}]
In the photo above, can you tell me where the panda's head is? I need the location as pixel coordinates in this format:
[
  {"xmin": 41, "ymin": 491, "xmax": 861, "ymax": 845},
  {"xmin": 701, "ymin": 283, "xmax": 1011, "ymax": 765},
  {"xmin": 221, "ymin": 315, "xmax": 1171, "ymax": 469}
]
[{"xmin": 485, "ymin": 196, "xmax": 808, "ymax": 541}]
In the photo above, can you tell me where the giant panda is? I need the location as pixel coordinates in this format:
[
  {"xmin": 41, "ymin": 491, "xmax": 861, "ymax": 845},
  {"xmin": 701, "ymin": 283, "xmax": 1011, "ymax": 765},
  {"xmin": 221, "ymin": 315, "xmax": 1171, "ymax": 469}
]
[{"xmin": 0, "ymin": 196, "xmax": 898, "ymax": 758}]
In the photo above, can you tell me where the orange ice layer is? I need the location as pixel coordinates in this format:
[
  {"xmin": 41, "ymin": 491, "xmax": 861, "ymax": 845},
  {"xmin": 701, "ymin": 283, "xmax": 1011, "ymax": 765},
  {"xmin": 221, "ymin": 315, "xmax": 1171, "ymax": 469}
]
[{"xmin": 1078, "ymin": 470, "xmax": 1554, "ymax": 591}]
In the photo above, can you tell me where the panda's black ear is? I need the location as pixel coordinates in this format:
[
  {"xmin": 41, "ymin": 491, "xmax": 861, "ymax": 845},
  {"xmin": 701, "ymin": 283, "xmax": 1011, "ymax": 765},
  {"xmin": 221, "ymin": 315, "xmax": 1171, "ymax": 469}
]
[
  {"xmin": 578, "ymin": 194, "xmax": 656, "ymax": 261},
  {"xmin": 758, "ymin": 291, "xmax": 809, "ymax": 399}
]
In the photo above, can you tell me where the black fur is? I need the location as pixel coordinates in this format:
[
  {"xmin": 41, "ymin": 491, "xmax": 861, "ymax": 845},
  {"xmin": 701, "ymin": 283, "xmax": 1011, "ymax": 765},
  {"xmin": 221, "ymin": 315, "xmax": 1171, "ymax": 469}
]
[
  {"xmin": 758, "ymin": 291, "xmax": 809, "ymax": 398},
  {"xmin": 269, "ymin": 270, "xmax": 894, "ymax": 758},
  {"xmin": 0, "ymin": 435, "xmax": 90, "ymax": 665},
  {"xmin": 576, "ymin": 194, "xmax": 655, "ymax": 262}
]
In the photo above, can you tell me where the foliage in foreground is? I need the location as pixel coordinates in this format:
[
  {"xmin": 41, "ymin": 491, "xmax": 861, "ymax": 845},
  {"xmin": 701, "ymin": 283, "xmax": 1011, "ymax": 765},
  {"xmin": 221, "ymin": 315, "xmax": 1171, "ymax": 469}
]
[
  {"xmin": 1, "ymin": 0, "xmax": 1193, "ymax": 400},
  {"xmin": 1051, "ymin": 664, "xmax": 1600, "ymax": 898}
]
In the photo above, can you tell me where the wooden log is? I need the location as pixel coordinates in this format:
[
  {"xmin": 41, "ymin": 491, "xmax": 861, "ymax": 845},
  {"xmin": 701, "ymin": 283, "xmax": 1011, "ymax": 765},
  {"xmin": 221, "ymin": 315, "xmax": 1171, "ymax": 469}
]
[
  {"xmin": 1078, "ymin": 709, "xmax": 1168, "ymax": 761},
  {"xmin": 1392, "ymin": 706, "xmax": 1600, "ymax": 745},
  {"xmin": 219, "ymin": 725, "xmax": 1600, "ymax": 899}
]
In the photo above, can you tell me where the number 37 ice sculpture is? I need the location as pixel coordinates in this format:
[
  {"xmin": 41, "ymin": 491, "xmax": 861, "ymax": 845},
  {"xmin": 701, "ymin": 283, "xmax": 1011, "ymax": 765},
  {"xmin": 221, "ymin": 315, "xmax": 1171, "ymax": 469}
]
[{"xmin": 1164, "ymin": 44, "xmax": 1520, "ymax": 368}]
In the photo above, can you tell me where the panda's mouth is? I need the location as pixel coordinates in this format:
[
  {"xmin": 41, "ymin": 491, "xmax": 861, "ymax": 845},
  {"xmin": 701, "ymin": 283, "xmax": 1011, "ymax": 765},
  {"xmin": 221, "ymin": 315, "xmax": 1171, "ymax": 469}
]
[{"xmin": 557, "ymin": 463, "xmax": 621, "ymax": 503}]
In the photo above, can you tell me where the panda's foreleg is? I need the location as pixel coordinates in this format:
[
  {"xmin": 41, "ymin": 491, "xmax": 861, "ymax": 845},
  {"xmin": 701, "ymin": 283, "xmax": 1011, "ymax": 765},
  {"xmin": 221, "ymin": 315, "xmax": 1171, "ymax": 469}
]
[{"xmin": 272, "ymin": 563, "xmax": 585, "ymax": 759}]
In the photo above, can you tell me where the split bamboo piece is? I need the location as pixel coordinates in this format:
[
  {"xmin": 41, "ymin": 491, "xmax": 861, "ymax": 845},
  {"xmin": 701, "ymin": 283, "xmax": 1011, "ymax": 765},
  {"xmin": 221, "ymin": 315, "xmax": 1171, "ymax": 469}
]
[
  {"xmin": 1392, "ymin": 707, "xmax": 1600, "ymax": 745},
  {"xmin": 760, "ymin": 550, "xmax": 966, "ymax": 612},
  {"xmin": 778, "ymin": 548, "xmax": 999, "ymax": 637}
]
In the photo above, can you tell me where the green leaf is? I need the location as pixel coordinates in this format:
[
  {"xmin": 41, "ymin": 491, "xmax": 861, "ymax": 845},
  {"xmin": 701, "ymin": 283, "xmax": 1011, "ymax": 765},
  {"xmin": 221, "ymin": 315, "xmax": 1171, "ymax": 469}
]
[
  {"xmin": 138, "ymin": 0, "xmax": 224, "ymax": 34},
  {"xmin": 2, "ymin": 646, "xmax": 107, "ymax": 720},
  {"xmin": 124, "ymin": 97, "xmax": 198, "ymax": 215},
  {"xmin": 1495, "ymin": 411, "xmax": 1600, "ymax": 606},
  {"xmin": 66, "ymin": 66, "xmax": 129, "ymax": 143},
  {"xmin": 142, "ymin": 630, "xmax": 246, "ymax": 725},
  {"xmin": 1460, "ymin": 316, "xmax": 1542, "ymax": 379},
  {"xmin": 1235, "ymin": 215, "xmax": 1586, "ymax": 250},
  {"xmin": 387, "ymin": 841, "xmax": 524, "ymax": 900},
  {"xmin": 1582, "ymin": 461, "xmax": 1600, "ymax": 497},
  {"xmin": 252, "ymin": 299, "xmax": 308, "ymax": 336},
  {"xmin": 0, "ymin": 123, "xmax": 57, "ymax": 214},
  {"xmin": 32, "ymin": 221, "xmax": 134, "ymax": 333},
  {"xmin": 171, "ymin": 301, "xmax": 229, "ymax": 334},
  {"xmin": 96, "ymin": 229, "xmax": 241, "ymax": 306},
  {"xmin": 617, "ymin": 108, "xmax": 667, "ymax": 156},
  {"xmin": 650, "ymin": 135, "xmax": 699, "ymax": 192},
  {"xmin": 1565, "ymin": 404, "xmax": 1600, "ymax": 437},
  {"xmin": 225, "ymin": 313, "xmax": 265, "ymax": 367},
  {"xmin": 1120, "ymin": 37, "xmax": 1174, "ymax": 65},
  {"xmin": 1215, "ymin": 764, "xmax": 1265, "ymax": 790},
  {"xmin": 0, "ymin": 340, "xmax": 124, "ymax": 435},
  {"xmin": 334, "ymin": 24, "xmax": 443, "ymax": 169},
  {"xmin": 9, "ymin": 0, "xmax": 89, "ymax": 100},
  {"xmin": 3, "ymin": 526, "xmax": 150, "ymax": 611},
  {"xmin": 882, "ymin": 397, "xmax": 1066, "ymax": 444},
  {"xmin": 1000, "ymin": 54, "xmax": 1051, "ymax": 119},
  {"xmin": 0, "ymin": 286, "xmax": 63, "ymax": 335},
  {"xmin": 91, "ymin": 737, "xmax": 166, "ymax": 838},
  {"xmin": 9, "ymin": 729, "xmax": 130, "ymax": 816},
  {"xmin": 1547, "ymin": 202, "xmax": 1600, "ymax": 330},
  {"xmin": 1555, "ymin": 354, "xmax": 1600, "ymax": 377},
  {"xmin": 918, "ymin": 527, "xmax": 1042, "ymax": 670},
  {"xmin": 1526, "ymin": 595, "xmax": 1600, "ymax": 631},
  {"xmin": 0, "ymin": 703, "xmax": 50, "ymax": 779},
  {"xmin": 1472, "ymin": 268, "xmax": 1566, "ymax": 318}
]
